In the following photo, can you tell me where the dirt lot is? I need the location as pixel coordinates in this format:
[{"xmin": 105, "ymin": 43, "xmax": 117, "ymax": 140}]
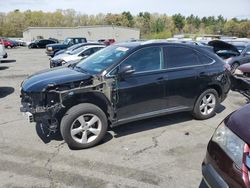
[{"xmin": 0, "ymin": 47, "xmax": 247, "ymax": 188}]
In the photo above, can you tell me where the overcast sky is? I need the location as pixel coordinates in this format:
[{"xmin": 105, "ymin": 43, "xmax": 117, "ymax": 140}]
[{"xmin": 0, "ymin": 0, "xmax": 250, "ymax": 19}]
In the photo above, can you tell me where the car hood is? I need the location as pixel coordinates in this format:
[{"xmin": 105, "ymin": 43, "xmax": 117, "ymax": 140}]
[
  {"xmin": 208, "ymin": 40, "xmax": 240, "ymax": 55},
  {"xmin": 63, "ymin": 55, "xmax": 81, "ymax": 62},
  {"xmin": 238, "ymin": 63, "xmax": 250, "ymax": 73},
  {"xmin": 51, "ymin": 53, "xmax": 70, "ymax": 61},
  {"xmin": 226, "ymin": 104, "xmax": 250, "ymax": 144},
  {"xmin": 22, "ymin": 67, "xmax": 92, "ymax": 92}
]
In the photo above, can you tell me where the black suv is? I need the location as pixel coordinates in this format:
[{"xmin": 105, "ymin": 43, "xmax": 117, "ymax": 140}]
[
  {"xmin": 28, "ymin": 39, "xmax": 57, "ymax": 49},
  {"xmin": 20, "ymin": 41, "xmax": 231, "ymax": 149}
]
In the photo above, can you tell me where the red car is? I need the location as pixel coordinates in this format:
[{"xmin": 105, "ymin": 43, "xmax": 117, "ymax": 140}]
[
  {"xmin": 98, "ymin": 39, "xmax": 115, "ymax": 46},
  {"xmin": 202, "ymin": 104, "xmax": 250, "ymax": 188},
  {"xmin": 0, "ymin": 38, "xmax": 14, "ymax": 48}
]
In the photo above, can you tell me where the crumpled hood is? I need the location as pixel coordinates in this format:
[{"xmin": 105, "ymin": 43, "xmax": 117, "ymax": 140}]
[
  {"xmin": 22, "ymin": 67, "xmax": 92, "ymax": 92},
  {"xmin": 226, "ymin": 104, "xmax": 250, "ymax": 144},
  {"xmin": 208, "ymin": 40, "xmax": 240, "ymax": 55}
]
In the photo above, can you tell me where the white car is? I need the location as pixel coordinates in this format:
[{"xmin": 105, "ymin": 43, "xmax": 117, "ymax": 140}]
[
  {"xmin": 0, "ymin": 43, "xmax": 7, "ymax": 62},
  {"xmin": 50, "ymin": 45, "xmax": 105, "ymax": 68}
]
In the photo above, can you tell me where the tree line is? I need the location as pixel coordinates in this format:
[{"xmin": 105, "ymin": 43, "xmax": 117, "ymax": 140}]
[{"xmin": 0, "ymin": 9, "xmax": 249, "ymax": 39}]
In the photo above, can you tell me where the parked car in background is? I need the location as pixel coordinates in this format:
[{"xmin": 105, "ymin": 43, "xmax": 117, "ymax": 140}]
[
  {"xmin": 54, "ymin": 42, "xmax": 103, "ymax": 57},
  {"xmin": 98, "ymin": 39, "xmax": 115, "ymax": 46},
  {"xmin": 209, "ymin": 40, "xmax": 250, "ymax": 72},
  {"xmin": 0, "ymin": 42, "xmax": 7, "ymax": 62},
  {"xmin": 20, "ymin": 41, "xmax": 231, "ymax": 149},
  {"xmin": 237, "ymin": 63, "xmax": 250, "ymax": 77},
  {"xmin": 28, "ymin": 39, "xmax": 57, "ymax": 49},
  {"xmin": 46, "ymin": 37, "xmax": 87, "ymax": 57},
  {"xmin": 15, "ymin": 39, "xmax": 27, "ymax": 46},
  {"xmin": 0, "ymin": 38, "xmax": 15, "ymax": 48},
  {"xmin": 202, "ymin": 104, "xmax": 250, "ymax": 188},
  {"xmin": 50, "ymin": 45, "xmax": 105, "ymax": 68}
]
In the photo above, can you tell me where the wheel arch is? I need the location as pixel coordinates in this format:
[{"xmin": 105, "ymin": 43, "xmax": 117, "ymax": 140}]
[
  {"xmin": 61, "ymin": 91, "xmax": 113, "ymax": 122},
  {"xmin": 207, "ymin": 84, "xmax": 222, "ymax": 98}
]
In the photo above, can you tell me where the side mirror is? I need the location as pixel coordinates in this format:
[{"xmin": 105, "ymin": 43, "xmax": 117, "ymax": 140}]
[{"xmin": 118, "ymin": 65, "xmax": 135, "ymax": 77}]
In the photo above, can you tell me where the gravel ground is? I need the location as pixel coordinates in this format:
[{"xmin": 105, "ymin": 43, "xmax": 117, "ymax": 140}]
[{"xmin": 0, "ymin": 47, "xmax": 247, "ymax": 188}]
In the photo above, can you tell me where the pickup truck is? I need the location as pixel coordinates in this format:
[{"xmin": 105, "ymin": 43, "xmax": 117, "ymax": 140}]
[{"xmin": 46, "ymin": 37, "xmax": 87, "ymax": 57}]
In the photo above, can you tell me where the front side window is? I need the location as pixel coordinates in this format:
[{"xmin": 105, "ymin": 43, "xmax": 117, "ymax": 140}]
[
  {"xmin": 164, "ymin": 46, "xmax": 199, "ymax": 68},
  {"xmin": 76, "ymin": 45, "xmax": 132, "ymax": 74},
  {"xmin": 121, "ymin": 47, "xmax": 162, "ymax": 73}
]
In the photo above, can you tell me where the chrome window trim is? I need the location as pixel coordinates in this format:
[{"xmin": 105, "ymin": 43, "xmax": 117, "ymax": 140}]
[{"xmin": 105, "ymin": 46, "xmax": 216, "ymax": 78}]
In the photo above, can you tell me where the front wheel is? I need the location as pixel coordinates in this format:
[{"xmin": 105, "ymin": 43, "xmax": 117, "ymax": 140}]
[
  {"xmin": 60, "ymin": 103, "xmax": 108, "ymax": 149},
  {"xmin": 192, "ymin": 89, "xmax": 219, "ymax": 120}
]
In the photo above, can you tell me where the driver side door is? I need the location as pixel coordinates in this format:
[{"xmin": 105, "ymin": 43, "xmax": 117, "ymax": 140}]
[{"xmin": 114, "ymin": 46, "xmax": 168, "ymax": 121}]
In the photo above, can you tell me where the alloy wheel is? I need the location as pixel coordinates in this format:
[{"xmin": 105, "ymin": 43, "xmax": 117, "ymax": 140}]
[
  {"xmin": 70, "ymin": 114, "xmax": 102, "ymax": 144},
  {"xmin": 199, "ymin": 93, "xmax": 216, "ymax": 116}
]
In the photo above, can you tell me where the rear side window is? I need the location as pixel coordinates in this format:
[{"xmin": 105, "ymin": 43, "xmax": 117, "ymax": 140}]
[
  {"xmin": 198, "ymin": 54, "xmax": 214, "ymax": 64},
  {"xmin": 164, "ymin": 46, "xmax": 199, "ymax": 68}
]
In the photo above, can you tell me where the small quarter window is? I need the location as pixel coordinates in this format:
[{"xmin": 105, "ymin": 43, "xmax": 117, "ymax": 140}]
[{"xmin": 198, "ymin": 54, "xmax": 214, "ymax": 64}]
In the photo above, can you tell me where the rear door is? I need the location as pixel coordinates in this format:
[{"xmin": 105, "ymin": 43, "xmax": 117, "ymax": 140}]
[{"xmin": 163, "ymin": 46, "xmax": 206, "ymax": 108}]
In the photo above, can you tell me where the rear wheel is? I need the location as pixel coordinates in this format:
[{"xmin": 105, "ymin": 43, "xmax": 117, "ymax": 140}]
[
  {"xmin": 60, "ymin": 103, "xmax": 108, "ymax": 149},
  {"xmin": 192, "ymin": 89, "xmax": 219, "ymax": 120}
]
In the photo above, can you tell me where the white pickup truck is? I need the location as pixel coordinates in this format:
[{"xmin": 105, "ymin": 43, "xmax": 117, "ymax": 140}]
[{"xmin": 0, "ymin": 43, "xmax": 7, "ymax": 62}]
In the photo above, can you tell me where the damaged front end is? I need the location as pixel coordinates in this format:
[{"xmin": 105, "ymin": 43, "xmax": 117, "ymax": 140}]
[
  {"xmin": 20, "ymin": 88, "xmax": 64, "ymax": 132},
  {"xmin": 20, "ymin": 72, "xmax": 116, "ymax": 134}
]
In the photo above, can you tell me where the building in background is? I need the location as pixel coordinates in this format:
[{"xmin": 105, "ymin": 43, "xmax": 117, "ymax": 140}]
[{"xmin": 23, "ymin": 25, "xmax": 140, "ymax": 42}]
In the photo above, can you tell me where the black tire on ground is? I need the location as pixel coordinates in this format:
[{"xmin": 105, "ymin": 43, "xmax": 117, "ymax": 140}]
[
  {"xmin": 192, "ymin": 89, "xmax": 219, "ymax": 120},
  {"xmin": 60, "ymin": 103, "xmax": 108, "ymax": 149}
]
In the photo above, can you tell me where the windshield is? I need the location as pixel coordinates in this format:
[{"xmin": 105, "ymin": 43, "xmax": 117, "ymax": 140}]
[
  {"xmin": 67, "ymin": 43, "xmax": 82, "ymax": 51},
  {"xmin": 69, "ymin": 46, "xmax": 88, "ymax": 55},
  {"xmin": 76, "ymin": 45, "xmax": 132, "ymax": 74},
  {"xmin": 63, "ymin": 38, "xmax": 72, "ymax": 45}
]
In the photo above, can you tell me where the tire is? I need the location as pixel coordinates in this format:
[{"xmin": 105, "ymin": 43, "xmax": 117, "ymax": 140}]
[
  {"xmin": 60, "ymin": 103, "xmax": 108, "ymax": 149},
  {"xmin": 192, "ymin": 89, "xmax": 219, "ymax": 120},
  {"xmin": 231, "ymin": 62, "xmax": 240, "ymax": 73}
]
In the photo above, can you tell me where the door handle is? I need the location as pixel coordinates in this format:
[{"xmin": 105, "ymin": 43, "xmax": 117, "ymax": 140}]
[
  {"xmin": 156, "ymin": 77, "xmax": 164, "ymax": 81},
  {"xmin": 199, "ymin": 72, "xmax": 207, "ymax": 78},
  {"xmin": 156, "ymin": 77, "xmax": 167, "ymax": 84}
]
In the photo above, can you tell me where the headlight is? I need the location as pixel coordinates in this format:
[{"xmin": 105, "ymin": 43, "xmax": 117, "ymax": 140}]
[
  {"xmin": 60, "ymin": 60, "xmax": 67, "ymax": 65},
  {"xmin": 212, "ymin": 123, "xmax": 245, "ymax": 168},
  {"xmin": 47, "ymin": 47, "xmax": 52, "ymax": 51}
]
